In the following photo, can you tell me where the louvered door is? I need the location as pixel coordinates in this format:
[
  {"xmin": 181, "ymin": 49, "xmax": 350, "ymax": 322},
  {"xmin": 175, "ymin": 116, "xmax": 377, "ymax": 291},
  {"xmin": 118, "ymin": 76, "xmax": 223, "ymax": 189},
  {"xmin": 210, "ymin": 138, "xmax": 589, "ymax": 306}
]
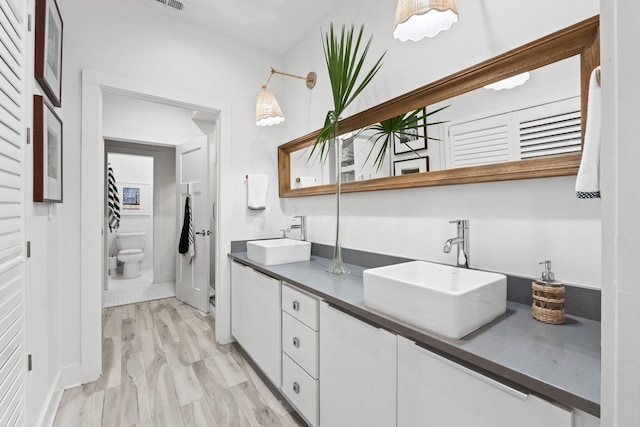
[
  {"xmin": 0, "ymin": 0, "xmax": 26, "ymax": 425},
  {"xmin": 517, "ymin": 97, "xmax": 581, "ymax": 159},
  {"xmin": 445, "ymin": 96, "xmax": 581, "ymax": 168},
  {"xmin": 446, "ymin": 113, "xmax": 520, "ymax": 169}
]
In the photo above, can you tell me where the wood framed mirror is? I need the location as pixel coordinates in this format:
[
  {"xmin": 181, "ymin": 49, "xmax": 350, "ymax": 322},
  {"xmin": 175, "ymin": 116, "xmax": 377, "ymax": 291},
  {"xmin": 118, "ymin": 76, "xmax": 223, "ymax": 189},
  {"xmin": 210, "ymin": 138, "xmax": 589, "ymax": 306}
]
[{"xmin": 278, "ymin": 16, "xmax": 599, "ymax": 197}]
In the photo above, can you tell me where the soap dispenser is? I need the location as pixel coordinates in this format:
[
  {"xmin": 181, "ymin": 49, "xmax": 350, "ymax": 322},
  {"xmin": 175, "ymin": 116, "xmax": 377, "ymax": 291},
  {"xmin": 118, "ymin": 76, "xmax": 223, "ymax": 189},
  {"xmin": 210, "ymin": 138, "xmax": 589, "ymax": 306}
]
[{"xmin": 531, "ymin": 260, "xmax": 565, "ymax": 325}]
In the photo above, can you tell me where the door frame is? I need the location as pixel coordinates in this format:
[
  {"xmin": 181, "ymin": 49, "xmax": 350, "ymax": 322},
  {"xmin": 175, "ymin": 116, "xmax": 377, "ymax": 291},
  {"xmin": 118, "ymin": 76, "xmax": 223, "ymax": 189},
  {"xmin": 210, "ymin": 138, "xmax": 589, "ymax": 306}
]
[{"xmin": 80, "ymin": 69, "xmax": 233, "ymax": 383}]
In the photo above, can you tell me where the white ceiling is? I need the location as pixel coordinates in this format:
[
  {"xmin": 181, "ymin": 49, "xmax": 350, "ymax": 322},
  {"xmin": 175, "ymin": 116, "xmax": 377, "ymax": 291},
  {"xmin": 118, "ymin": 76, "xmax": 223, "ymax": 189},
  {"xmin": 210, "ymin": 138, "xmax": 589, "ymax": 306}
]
[{"xmin": 140, "ymin": 0, "xmax": 344, "ymax": 55}]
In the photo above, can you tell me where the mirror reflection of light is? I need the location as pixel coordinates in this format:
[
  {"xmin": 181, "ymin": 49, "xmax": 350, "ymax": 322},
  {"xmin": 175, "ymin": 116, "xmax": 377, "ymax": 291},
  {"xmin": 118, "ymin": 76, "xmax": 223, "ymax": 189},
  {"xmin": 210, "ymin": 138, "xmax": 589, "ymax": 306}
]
[{"xmin": 484, "ymin": 72, "xmax": 531, "ymax": 91}]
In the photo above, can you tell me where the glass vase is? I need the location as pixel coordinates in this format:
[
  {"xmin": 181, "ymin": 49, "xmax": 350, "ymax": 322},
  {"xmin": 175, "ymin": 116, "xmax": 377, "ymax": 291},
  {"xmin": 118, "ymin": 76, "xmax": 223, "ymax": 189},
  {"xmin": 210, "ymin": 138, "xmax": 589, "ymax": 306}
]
[{"xmin": 327, "ymin": 130, "xmax": 350, "ymax": 275}]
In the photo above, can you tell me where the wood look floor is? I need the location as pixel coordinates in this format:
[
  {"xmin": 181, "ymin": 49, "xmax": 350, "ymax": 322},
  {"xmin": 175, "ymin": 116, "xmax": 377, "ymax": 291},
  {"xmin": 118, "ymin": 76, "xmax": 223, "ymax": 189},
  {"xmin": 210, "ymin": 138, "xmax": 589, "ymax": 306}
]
[{"xmin": 54, "ymin": 298, "xmax": 306, "ymax": 427}]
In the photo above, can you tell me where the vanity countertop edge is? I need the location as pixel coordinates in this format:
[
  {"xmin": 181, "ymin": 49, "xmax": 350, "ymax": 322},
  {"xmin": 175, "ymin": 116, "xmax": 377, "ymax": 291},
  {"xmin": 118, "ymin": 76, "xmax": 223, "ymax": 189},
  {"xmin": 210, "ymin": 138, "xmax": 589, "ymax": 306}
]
[{"xmin": 228, "ymin": 252, "xmax": 601, "ymax": 417}]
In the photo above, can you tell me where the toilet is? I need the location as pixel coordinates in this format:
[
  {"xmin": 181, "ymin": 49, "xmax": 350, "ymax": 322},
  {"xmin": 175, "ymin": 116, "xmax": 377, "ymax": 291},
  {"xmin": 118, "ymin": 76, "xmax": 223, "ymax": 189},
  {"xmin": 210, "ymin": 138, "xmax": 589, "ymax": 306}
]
[{"xmin": 116, "ymin": 232, "xmax": 146, "ymax": 279}]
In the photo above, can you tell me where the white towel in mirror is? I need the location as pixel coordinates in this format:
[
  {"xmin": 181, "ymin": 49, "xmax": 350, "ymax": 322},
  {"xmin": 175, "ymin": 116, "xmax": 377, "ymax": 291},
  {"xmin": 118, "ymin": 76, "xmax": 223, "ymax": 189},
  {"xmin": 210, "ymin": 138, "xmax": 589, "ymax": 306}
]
[{"xmin": 298, "ymin": 177, "xmax": 317, "ymax": 188}]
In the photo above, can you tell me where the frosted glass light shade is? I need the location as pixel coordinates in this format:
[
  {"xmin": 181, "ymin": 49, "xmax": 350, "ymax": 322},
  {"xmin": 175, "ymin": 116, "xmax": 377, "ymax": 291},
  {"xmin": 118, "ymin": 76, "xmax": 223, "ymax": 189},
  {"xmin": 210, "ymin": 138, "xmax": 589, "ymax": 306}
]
[
  {"xmin": 393, "ymin": 0, "xmax": 459, "ymax": 41},
  {"xmin": 256, "ymin": 91, "xmax": 285, "ymax": 126},
  {"xmin": 484, "ymin": 72, "xmax": 531, "ymax": 90}
]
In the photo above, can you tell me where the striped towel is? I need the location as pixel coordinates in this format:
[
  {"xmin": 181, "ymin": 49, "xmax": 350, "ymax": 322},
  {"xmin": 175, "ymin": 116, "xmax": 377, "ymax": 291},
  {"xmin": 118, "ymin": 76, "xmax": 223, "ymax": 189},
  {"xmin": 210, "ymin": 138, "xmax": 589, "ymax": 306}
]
[{"xmin": 107, "ymin": 165, "xmax": 120, "ymax": 232}]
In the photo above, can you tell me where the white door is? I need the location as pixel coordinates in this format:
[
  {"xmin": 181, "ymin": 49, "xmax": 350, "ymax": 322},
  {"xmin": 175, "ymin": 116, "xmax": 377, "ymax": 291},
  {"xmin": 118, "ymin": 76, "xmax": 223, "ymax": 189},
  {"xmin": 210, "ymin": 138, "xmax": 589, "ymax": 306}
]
[
  {"xmin": 176, "ymin": 136, "xmax": 210, "ymax": 312},
  {"xmin": 0, "ymin": 0, "xmax": 26, "ymax": 424}
]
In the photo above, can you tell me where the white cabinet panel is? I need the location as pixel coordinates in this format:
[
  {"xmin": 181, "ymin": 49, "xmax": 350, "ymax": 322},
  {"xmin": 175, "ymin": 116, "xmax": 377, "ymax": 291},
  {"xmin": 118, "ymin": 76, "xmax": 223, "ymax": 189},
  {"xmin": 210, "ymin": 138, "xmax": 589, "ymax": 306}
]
[
  {"xmin": 231, "ymin": 261, "xmax": 252, "ymax": 346},
  {"xmin": 230, "ymin": 261, "xmax": 281, "ymax": 386},
  {"xmin": 397, "ymin": 336, "xmax": 572, "ymax": 427},
  {"xmin": 319, "ymin": 302, "xmax": 396, "ymax": 427}
]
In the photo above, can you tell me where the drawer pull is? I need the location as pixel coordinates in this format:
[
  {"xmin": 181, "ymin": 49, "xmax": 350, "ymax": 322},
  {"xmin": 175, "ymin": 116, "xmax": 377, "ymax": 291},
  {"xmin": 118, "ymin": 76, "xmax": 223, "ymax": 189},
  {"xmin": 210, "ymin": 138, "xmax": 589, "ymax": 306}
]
[
  {"xmin": 293, "ymin": 337, "xmax": 300, "ymax": 348},
  {"xmin": 293, "ymin": 382, "xmax": 300, "ymax": 394},
  {"xmin": 292, "ymin": 301, "xmax": 300, "ymax": 311}
]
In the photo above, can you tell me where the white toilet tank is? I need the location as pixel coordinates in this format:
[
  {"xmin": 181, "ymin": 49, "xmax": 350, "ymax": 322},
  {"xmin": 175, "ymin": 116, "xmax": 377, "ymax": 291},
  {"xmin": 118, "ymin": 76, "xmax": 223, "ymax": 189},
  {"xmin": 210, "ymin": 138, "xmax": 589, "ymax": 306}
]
[{"xmin": 116, "ymin": 232, "xmax": 146, "ymax": 251}]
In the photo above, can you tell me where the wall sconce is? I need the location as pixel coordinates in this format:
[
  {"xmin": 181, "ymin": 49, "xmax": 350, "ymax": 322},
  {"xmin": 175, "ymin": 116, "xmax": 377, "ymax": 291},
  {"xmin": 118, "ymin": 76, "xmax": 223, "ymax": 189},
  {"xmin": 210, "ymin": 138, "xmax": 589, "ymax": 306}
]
[
  {"xmin": 256, "ymin": 67, "xmax": 317, "ymax": 126},
  {"xmin": 484, "ymin": 72, "xmax": 531, "ymax": 90},
  {"xmin": 393, "ymin": 0, "xmax": 459, "ymax": 42}
]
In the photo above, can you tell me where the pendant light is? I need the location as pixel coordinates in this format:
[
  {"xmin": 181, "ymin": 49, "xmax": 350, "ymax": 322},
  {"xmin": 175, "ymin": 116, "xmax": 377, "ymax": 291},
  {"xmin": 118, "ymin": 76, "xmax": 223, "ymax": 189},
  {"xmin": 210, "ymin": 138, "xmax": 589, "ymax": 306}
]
[
  {"xmin": 256, "ymin": 68, "xmax": 316, "ymax": 126},
  {"xmin": 393, "ymin": 0, "xmax": 459, "ymax": 42}
]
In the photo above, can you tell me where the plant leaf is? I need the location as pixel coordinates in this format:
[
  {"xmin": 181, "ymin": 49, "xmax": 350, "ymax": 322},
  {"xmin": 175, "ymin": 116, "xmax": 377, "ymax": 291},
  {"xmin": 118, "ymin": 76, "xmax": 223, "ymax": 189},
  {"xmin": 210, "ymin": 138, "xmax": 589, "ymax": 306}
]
[{"xmin": 311, "ymin": 24, "xmax": 385, "ymax": 164}]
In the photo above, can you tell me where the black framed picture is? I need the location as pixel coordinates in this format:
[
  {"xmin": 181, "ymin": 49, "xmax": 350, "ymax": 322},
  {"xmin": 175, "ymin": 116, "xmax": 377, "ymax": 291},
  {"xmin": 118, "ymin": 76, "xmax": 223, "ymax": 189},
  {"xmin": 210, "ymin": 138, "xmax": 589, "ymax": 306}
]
[
  {"xmin": 33, "ymin": 95, "xmax": 63, "ymax": 202},
  {"xmin": 35, "ymin": 0, "xmax": 63, "ymax": 107},
  {"xmin": 393, "ymin": 107, "xmax": 428, "ymax": 155},
  {"xmin": 393, "ymin": 157, "xmax": 429, "ymax": 176}
]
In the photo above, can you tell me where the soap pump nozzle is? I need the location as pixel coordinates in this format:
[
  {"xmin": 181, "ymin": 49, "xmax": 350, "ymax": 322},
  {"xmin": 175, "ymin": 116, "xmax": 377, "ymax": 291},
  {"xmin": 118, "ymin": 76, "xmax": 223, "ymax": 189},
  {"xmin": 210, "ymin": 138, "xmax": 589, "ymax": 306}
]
[{"xmin": 539, "ymin": 260, "xmax": 555, "ymax": 282}]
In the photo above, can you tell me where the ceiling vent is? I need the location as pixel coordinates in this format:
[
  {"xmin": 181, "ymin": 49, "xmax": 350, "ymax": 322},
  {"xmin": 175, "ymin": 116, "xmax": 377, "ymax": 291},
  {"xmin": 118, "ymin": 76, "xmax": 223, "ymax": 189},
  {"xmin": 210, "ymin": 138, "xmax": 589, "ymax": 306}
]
[{"xmin": 151, "ymin": 0, "xmax": 185, "ymax": 11}]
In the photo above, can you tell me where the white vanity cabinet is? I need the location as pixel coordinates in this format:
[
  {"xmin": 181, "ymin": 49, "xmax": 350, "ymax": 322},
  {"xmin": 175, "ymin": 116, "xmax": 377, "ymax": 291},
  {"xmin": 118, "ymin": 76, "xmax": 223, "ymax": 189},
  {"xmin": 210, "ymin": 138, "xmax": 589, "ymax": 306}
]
[
  {"xmin": 280, "ymin": 284, "xmax": 320, "ymax": 427},
  {"xmin": 397, "ymin": 336, "xmax": 573, "ymax": 427},
  {"xmin": 230, "ymin": 261, "xmax": 281, "ymax": 387},
  {"xmin": 319, "ymin": 302, "xmax": 397, "ymax": 427}
]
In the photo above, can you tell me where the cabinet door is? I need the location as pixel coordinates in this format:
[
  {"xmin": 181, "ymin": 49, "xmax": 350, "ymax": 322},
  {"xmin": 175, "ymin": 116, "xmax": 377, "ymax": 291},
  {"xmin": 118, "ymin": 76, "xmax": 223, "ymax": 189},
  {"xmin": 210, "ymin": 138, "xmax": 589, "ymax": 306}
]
[
  {"xmin": 319, "ymin": 302, "xmax": 396, "ymax": 427},
  {"xmin": 230, "ymin": 261, "xmax": 281, "ymax": 386},
  {"xmin": 397, "ymin": 336, "xmax": 572, "ymax": 427}
]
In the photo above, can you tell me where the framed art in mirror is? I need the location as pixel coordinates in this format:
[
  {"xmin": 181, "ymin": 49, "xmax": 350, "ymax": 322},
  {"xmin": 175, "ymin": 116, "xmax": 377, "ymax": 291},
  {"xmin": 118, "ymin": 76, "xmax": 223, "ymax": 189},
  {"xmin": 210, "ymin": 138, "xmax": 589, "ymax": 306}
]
[
  {"xmin": 394, "ymin": 157, "xmax": 429, "ymax": 176},
  {"xmin": 35, "ymin": 0, "xmax": 63, "ymax": 107},
  {"xmin": 33, "ymin": 95, "xmax": 63, "ymax": 203}
]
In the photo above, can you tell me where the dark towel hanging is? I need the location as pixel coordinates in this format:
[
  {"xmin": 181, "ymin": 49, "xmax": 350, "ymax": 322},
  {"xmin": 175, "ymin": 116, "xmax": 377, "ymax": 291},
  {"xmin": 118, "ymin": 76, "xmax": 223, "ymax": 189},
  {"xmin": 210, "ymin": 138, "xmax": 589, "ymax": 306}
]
[{"xmin": 178, "ymin": 196, "xmax": 191, "ymax": 254}]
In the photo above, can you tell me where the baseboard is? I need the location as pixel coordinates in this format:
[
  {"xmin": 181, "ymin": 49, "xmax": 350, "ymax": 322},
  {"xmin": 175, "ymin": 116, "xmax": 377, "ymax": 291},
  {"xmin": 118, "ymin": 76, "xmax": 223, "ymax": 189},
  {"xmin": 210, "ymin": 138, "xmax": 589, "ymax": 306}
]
[
  {"xmin": 154, "ymin": 271, "xmax": 174, "ymax": 283},
  {"xmin": 36, "ymin": 364, "xmax": 83, "ymax": 427}
]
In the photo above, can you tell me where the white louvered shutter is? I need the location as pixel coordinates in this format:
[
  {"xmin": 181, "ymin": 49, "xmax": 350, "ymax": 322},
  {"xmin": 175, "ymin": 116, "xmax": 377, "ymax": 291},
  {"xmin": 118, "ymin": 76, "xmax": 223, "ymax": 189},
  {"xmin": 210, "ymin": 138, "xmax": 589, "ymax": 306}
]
[
  {"xmin": 446, "ymin": 113, "xmax": 520, "ymax": 169},
  {"xmin": 0, "ymin": 0, "xmax": 26, "ymax": 425},
  {"xmin": 517, "ymin": 97, "xmax": 582, "ymax": 159}
]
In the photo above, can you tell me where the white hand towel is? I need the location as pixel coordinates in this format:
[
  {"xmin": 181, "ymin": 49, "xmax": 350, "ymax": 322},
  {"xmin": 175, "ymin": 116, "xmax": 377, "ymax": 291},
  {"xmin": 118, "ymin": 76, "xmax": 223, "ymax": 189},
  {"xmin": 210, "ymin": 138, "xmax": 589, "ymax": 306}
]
[
  {"xmin": 247, "ymin": 174, "xmax": 268, "ymax": 210},
  {"xmin": 575, "ymin": 67, "xmax": 601, "ymax": 199}
]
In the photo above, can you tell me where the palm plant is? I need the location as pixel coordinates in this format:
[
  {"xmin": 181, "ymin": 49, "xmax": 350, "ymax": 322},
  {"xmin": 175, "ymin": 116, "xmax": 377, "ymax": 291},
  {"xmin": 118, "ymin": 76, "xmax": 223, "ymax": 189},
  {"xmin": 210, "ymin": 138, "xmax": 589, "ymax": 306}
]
[
  {"xmin": 312, "ymin": 23, "xmax": 385, "ymax": 275},
  {"xmin": 365, "ymin": 106, "xmax": 449, "ymax": 171}
]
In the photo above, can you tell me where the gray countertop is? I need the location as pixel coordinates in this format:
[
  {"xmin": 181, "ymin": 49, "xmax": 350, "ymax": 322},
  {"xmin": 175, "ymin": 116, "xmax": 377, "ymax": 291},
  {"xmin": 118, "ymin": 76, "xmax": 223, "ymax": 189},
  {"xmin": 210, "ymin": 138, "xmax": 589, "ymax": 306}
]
[{"xmin": 229, "ymin": 252, "xmax": 601, "ymax": 417}]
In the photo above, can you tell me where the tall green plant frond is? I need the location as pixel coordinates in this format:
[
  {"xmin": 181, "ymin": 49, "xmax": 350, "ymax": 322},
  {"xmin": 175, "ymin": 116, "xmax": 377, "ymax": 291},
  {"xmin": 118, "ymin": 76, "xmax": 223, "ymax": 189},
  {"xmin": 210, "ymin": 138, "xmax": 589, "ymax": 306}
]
[{"xmin": 310, "ymin": 24, "xmax": 385, "ymax": 163}]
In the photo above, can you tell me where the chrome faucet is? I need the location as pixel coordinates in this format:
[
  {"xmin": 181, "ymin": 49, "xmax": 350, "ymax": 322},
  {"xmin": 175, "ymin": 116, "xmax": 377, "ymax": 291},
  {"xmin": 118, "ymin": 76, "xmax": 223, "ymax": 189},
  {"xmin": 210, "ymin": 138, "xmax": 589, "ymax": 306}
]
[
  {"xmin": 286, "ymin": 215, "xmax": 307, "ymax": 241},
  {"xmin": 443, "ymin": 219, "xmax": 469, "ymax": 268}
]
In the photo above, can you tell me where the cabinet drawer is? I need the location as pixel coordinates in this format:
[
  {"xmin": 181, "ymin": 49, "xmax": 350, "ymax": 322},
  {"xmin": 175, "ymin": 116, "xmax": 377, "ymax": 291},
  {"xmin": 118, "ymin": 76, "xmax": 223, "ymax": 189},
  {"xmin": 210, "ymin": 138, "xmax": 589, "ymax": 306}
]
[
  {"xmin": 282, "ymin": 353, "xmax": 318, "ymax": 427},
  {"xmin": 397, "ymin": 336, "xmax": 572, "ymax": 427},
  {"xmin": 282, "ymin": 283, "xmax": 318, "ymax": 330},
  {"xmin": 282, "ymin": 311, "xmax": 318, "ymax": 379}
]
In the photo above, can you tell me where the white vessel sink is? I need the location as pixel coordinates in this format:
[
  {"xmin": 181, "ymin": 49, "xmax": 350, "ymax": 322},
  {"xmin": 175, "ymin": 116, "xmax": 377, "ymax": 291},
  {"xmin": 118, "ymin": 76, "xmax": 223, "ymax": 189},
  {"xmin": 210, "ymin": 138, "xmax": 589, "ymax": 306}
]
[
  {"xmin": 363, "ymin": 261, "xmax": 506, "ymax": 339},
  {"xmin": 247, "ymin": 238, "xmax": 311, "ymax": 266}
]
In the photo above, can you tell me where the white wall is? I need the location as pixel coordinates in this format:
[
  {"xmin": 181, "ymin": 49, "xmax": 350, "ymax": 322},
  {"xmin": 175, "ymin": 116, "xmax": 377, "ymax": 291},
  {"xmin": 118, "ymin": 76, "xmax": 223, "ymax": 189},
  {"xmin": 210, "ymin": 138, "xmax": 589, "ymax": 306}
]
[
  {"xmin": 103, "ymin": 92, "xmax": 207, "ymax": 146},
  {"xmin": 277, "ymin": 0, "xmax": 602, "ymax": 288},
  {"xmin": 600, "ymin": 1, "xmax": 640, "ymax": 425},
  {"xmin": 107, "ymin": 153, "xmax": 154, "ymax": 270}
]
